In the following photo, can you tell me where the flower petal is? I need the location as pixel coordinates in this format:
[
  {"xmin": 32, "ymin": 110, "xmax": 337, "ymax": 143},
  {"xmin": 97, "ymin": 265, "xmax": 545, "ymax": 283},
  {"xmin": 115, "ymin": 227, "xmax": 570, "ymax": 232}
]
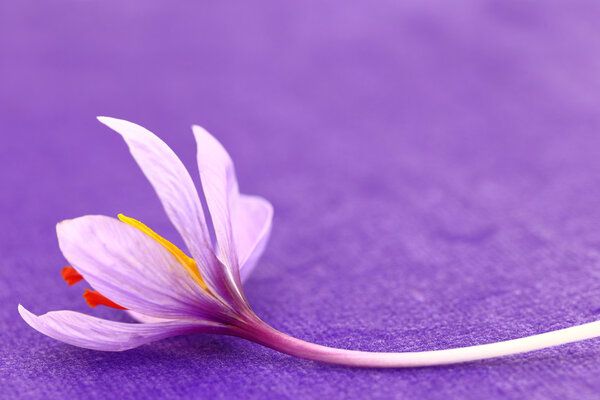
[
  {"xmin": 97, "ymin": 117, "xmax": 237, "ymax": 305},
  {"xmin": 126, "ymin": 310, "xmax": 171, "ymax": 324},
  {"xmin": 57, "ymin": 215, "xmax": 229, "ymax": 321},
  {"xmin": 18, "ymin": 305, "xmax": 227, "ymax": 351},
  {"xmin": 192, "ymin": 126, "xmax": 273, "ymax": 286},
  {"xmin": 235, "ymin": 195, "xmax": 273, "ymax": 282},
  {"xmin": 192, "ymin": 125, "xmax": 241, "ymax": 283},
  {"xmin": 96, "ymin": 117, "xmax": 217, "ymax": 284}
]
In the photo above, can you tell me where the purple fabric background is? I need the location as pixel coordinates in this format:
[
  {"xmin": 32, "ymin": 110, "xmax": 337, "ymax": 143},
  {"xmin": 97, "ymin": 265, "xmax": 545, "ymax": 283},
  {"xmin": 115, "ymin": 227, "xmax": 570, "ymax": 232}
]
[{"xmin": 2, "ymin": 1, "xmax": 600, "ymax": 398}]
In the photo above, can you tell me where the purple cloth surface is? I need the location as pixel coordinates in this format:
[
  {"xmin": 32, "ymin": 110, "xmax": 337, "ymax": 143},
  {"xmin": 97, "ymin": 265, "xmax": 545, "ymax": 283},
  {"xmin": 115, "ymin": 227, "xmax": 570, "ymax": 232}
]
[{"xmin": 2, "ymin": 1, "xmax": 600, "ymax": 398}]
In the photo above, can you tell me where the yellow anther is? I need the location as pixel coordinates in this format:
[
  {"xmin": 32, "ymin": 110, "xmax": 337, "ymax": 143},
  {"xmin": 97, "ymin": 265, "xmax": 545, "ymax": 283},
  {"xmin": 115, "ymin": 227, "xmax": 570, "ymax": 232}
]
[{"xmin": 118, "ymin": 214, "xmax": 208, "ymax": 290}]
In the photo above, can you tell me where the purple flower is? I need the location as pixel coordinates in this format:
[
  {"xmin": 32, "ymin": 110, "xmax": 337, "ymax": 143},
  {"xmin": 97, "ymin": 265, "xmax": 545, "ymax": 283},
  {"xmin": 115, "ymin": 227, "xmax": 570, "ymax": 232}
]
[{"xmin": 18, "ymin": 117, "xmax": 600, "ymax": 367}]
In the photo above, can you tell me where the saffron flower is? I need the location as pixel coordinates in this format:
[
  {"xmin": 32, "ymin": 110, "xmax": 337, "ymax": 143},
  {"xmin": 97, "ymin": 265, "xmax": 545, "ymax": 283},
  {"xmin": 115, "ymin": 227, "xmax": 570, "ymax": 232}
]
[{"xmin": 19, "ymin": 117, "xmax": 600, "ymax": 367}]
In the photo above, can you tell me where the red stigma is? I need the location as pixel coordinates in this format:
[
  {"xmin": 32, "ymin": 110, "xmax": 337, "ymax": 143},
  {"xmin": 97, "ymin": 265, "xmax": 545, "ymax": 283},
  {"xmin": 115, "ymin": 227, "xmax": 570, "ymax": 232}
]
[
  {"xmin": 83, "ymin": 289, "xmax": 128, "ymax": 310},
  {"xmin": 61, "ymin": 266, "xmax": 83, "ymax": 286}
]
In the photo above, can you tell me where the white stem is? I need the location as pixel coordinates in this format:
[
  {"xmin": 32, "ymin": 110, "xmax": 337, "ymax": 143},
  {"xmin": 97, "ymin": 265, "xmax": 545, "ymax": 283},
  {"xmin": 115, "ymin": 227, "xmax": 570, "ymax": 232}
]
[{"xmin": 242, "ymin": 320, "xmax": 600, "ymax": 367}]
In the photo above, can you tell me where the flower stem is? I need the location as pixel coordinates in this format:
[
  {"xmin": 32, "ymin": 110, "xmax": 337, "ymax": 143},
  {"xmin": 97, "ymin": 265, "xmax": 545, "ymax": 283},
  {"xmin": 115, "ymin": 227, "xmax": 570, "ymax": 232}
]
[{"xmin": 238, "ymin": 320, "xmax": 600, "ymax": 367}]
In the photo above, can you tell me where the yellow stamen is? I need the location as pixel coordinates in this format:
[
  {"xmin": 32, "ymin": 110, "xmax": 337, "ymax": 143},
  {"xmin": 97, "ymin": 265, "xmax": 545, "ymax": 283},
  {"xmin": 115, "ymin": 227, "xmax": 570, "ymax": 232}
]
[{"xmin": 118, "ymin": 213, "xmax": 208, "ymax": 290}]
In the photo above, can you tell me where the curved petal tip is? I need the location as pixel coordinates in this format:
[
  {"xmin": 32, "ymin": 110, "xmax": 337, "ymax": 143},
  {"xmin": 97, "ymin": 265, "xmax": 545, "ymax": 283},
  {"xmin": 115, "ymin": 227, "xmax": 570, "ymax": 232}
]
[
  {"xmin": 97, "ymin": 116, "xmax": 145, "ymax": 140},
  {"xmin": 18, "ymin": 304, "xmax": 214, "ymax": 351},
  {"xmin": 97, "ymin": 115, "xmax": 121, "ymax": 128},
  {"xmin": 191, "ymin": 124, "xmax": 208, "ymax": 134},
  {"xmin": 18, "ymin": 304, "xmax": 36, "ymax": 326}
]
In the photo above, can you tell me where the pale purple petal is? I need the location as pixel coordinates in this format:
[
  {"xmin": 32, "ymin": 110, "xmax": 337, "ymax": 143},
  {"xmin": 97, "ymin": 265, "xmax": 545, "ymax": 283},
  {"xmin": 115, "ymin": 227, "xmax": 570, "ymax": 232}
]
[
  {"xmin": 96, "ymin": 117, "xmax": 218, "ymax": 283},
  {"xmin": 192, "ymin": 126, "xmax": 273, "ymax": 288},
  {"xmin": 18, "ymin": 305, "xmax": 227, "ymax": 351},
  {"xmin": 57, "ymin": 215, "xmax": 229, "ymax": 321},
  {"xmin": 192, "ymin": 125, "xmax": 241, "ymax": 284},
  {"xmin": 97, "ymin": 117, "xmax": 238, "ymax": 306},
  {"xmin": 235, "ymin": 195, "xmax": 273, "ymax": 282},
  {"xmin": 126, "ymin": 310, "xmax": 171, "ymax": 324}
]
